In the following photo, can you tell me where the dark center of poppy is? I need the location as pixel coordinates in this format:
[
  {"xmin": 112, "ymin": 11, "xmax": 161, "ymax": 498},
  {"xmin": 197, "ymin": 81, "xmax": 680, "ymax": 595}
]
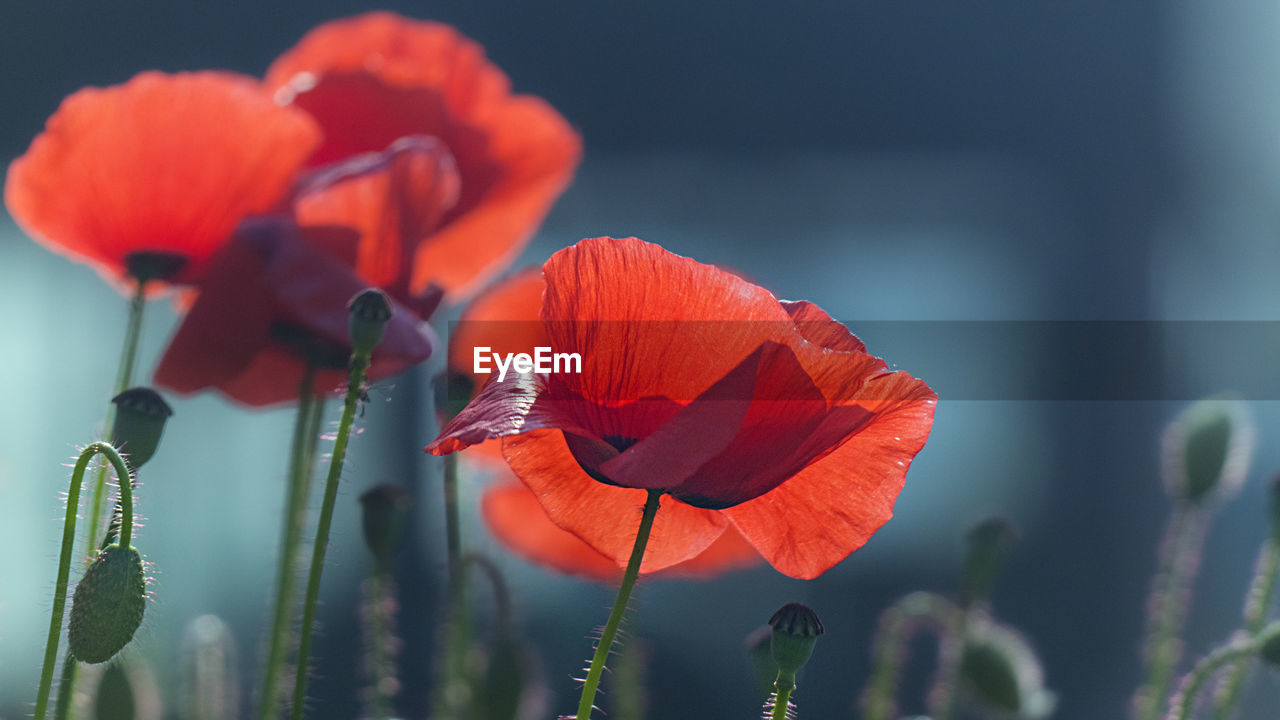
[
  {"xmin": 124, "ymin": 251, "xmax": 189, "ymax": 283},
  {"xmin": 602, "ymin": 434, "xmax": 639, "ymax": 453},
  {"xmin": 270, "ymin": 322, "xmax": 350, "ymax": 370}
]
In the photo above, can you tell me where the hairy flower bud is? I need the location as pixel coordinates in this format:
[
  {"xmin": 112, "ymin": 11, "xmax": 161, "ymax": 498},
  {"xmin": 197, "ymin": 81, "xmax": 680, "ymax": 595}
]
[
  {"xmin": 348, "ymin": 288, "xmax": 393, "ymax": 357},
  {"xmin": 1161, "ymin": 397, "xmax": 1253, "ymax": 506},
  {"xmin": 769, "ymin": 603, "xmax": 824, "ymax": 675},
  {"xmin": 359, "ymin": 484, "xmax": 413, "ymax": 567},
  {"xmin": 110, "ymin": 388, "xmax": 173, "ymax": 470},
  {"xmin": 959, "ymin": 619, "xmax": 1055, "ymax": 719},
  {"xmin": 68, "ymin": 545, "xmax": 147, "ymax": 663}
]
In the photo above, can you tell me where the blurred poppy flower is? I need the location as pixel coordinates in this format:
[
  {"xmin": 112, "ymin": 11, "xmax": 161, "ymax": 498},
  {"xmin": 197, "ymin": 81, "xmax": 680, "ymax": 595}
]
[
  {"xmin": 265, "ymin": 11, "xmax": 582, "ymax": 301},
  {"xmin": 4, "ymin": 71, "xmax": 320, "ymax": 291},
  {"xmin": 429, "ymin": 237, "xmax": 937, "ymax": 579},
  {"xmin": 154, "ymin": 216, "xmax": 435, "ymax": 407}
]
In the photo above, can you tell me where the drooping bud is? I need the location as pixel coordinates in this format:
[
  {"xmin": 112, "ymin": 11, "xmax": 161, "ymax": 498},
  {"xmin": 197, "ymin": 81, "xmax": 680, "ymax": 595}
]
[
  {"xmin": 769, "ymin": 603, "xmax": 824, "ymax": 676},
  {"xmin": 179, "ymin": 615, "xmax": 239, "ymax": 720},
  {"xmin": 958, "ymin": 618, "xmax": 1055, "ymax": 719},
  {"xmin": 1161, "ymin": 397, "xmax": 1253, "ymax": 506},
  {"xmin": 348, "ymin": 288, "xmax": 393, "ymax": 357},
  {"xmin": 962, "ymin": 517, "xmax": 1018, "ymax": 607},
  {"xmin": 110, "ymin": 388, "xmax": 173, "ymax": 470},
  {"xmin": 1258, "ymin": 622, "xmax": 1280, "ymax": 668},
  {"xmin": 68, "ymin": 545, "xmax": 147, "ymax": 664},
  {"xmin": 360, "ymin": 484, "xmax": 413, "ymax": 568}
]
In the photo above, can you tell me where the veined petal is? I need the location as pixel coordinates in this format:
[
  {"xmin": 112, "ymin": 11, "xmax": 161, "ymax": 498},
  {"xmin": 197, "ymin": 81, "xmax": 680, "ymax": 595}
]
[{"xmin": 723, "ymin": 372, "xmax": 937, "ymax": 578}]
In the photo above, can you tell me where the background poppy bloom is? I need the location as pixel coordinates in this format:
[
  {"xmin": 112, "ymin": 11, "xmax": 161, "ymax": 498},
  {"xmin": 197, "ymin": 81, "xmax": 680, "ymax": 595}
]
[
  {"xmin": 264, "ymin": 11, "xmax": 582, "ymax": 302},
  {"xmin": 430, "ymin": 237, "xmax": 937, "ymax": 579},
  {"xmin": 154, "ymin": 216, "xmax": 434, "ymax": 407},
  {"xmin": 4, "ymin": 71, "xmax": 320, "ymax": 291}
]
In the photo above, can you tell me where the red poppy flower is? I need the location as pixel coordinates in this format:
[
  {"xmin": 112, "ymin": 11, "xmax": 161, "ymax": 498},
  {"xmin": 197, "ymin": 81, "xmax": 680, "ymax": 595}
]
[
  {"xmin": 482, "ymin": 479, "xmax": 762, "ymax": 581},
  {"xmin": 428, "ymin": 237, "xmax": 937, "ymax": 579},
  {"xmin": 264, "ymin": 11, "xmax": 582, "ymax": 301},
  {"xmin": 4, "ymin": 71, "xmax": 320, "ymax": 290},
  {"xmin": 153, "ymin": 216, "xmax": 434, "ymax": 407}
]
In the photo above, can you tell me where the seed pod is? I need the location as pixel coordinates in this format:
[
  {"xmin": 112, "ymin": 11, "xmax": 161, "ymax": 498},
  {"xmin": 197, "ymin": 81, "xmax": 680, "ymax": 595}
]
[
  {"xmin": 769, "ymin": 603, "xmax": 824, "ymax": 676},
  {"xmin": 68, "ymin": 545, "xmax": 147, "ymax": 664},
  {"xmin": 348, "ymin": 288, "xmax": 393, "ymax": 357},
  {"xmin": 110, "ymin": 388, "xmax": 173, "ymax": 470},
  {"xmin": 359, "ymin": 484, "xmax": 413, "ymax": 567}
]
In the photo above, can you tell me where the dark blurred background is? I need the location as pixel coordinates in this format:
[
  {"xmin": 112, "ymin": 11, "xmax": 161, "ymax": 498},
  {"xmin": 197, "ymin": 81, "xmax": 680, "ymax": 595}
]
[{"xmin": 5, "ymin": 2, "xmax": 1280, "ymax": 718}]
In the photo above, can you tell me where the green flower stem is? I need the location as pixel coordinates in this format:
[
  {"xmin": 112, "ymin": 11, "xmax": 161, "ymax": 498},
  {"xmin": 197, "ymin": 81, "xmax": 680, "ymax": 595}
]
[
  {"xmin": 436, "ymin": 452, "xmax": 469, "ymax": 719},
  {"xmin": 34, "ymin": 442, "xmax": 132, "ymax": 720},
  {"xmin": 575, "ymin": 490, "xmax": 661, "ymax": 720},
  {"xmin": 1167, "ymin": 627, "xmax": 1277, "ymax": 720},
  {"xmin": 771, "ymin": 672, "xmax": 796, "ymax": 720},
  {"xmin": 1137, "ymin": 506, "xmax": 1208, "ymax": 720},
  {"xmin": 290, "ymin": 351, "xmax": 373, "ymax": 720},
  {"xmin": 257, "ymin": 366, "xmax": 322, "ymax": 720},
  {"xmin": 862, "ymin": 591, "xmax": 961, "ymax": 720},
  {"xmin": 1211, "ymin": 537, "xmax": 1280, "ymax": 719},
  {"xmin": 367, "ymin": 570, "xmax": 394, "ymax": 720},
  {"xmin": 84, "ymin": 278, "xmax": 148, "ymax": 558}
]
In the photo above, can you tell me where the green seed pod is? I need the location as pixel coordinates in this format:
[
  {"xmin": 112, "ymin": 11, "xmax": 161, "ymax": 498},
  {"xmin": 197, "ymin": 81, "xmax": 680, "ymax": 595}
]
[
  {"xmin": 348, "ymin": 288, "xmax": 393, "ymax": 357},
  {"xmin": 359, "ymin": 484, "xmax": 413, "ymax": 568},
  {"xmin": 68, "ymin": 545, "xmax": 147, "ymax": 664},
  {"xmin": 962, "ymin": 517, "xmax": 1018, "ymax": 607},
  {"xmin": 1161, "ymin": 397, "xmax": 1253, "ymax": 506},
  {"xmin": 110, "ymin": 388, "xmax": 173, "ymax": 470},
  {"xmin": 959, "ymin": 618, "xmax": 1055, "ymax": 719},
  {"xmin": 769, "ymin": 603, "xmax": 824, "ymax": 675}
]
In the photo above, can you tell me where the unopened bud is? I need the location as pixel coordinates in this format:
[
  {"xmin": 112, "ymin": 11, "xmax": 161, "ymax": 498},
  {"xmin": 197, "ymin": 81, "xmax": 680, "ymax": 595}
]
[
  {"xmin": 110, "ymin": 388, "xmax": 173, "ymax": 470},
  {"xmin": 959, "ymin": 619, "xmax": 1055, "ymax": 719},
  {"xmin": 69, "ymin": 545, "xmax": 147, "ymax": 664},
  {"xmin": 360, "ymin": 484, "xmax": 412, "ymax": 566},
  {"xmin": 95, "ymin": 661, "xmax": 136, "ymax": 720},
  {"xmin": 1161, "ymin": 397, "xmax": 1253, "ymax": 506},
  {"xmin": 348, "ymin": 288, "xmax": 393, "ymax": 357},
  {"xmin": 769, "ymin": 603, "xmax": 824, "ymax": 675},
  {"xmin": 962, "ymin": 517, "xmax": 1018, "ymax": 607}
]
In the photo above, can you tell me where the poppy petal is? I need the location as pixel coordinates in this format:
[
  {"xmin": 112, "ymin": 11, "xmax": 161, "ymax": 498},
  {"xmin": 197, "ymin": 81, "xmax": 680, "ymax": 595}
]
[
  {"xmin": 155, "ymin": 217, "xmax": 434, "ymax": 407},
  {"xmin": 722, "ymin": 371, "xmax": 937, "ymax": 578},
  {"xmin": 447, "ymin": 268, "xmax": 547, "ymax": 388},
  {"xmin": 5, "ymin": 71, "xmax": 320, "ymax": 289},
  {"xmin": 781, "ymin": 300, "xmax": 868, "ymax": 353},
  {"xmin": 294, "ymin": 135, "xmax": 462, "ymax": 302},
  {"xmin": 502, "ymin": 429, "xmax": 728, "ymax": 572}
]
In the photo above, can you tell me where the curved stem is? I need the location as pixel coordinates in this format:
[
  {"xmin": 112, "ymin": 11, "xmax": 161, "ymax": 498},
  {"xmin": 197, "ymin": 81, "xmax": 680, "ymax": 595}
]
[
  {"xmin": 862, "ymin": 591, "xmax": 961, "ymax": 720},
  {"xmin": 575, "ymin": 490, "xmax": 661, "ymax": 720},
  {"xmin": 1212, "ymin": 538, "xmax": 1280, "ymax": 719},
  {"xmin": 34, "ymin": 442, "xmax": 131, "ymax": 720},
  {"xmin": 257, "ymin": 366, "xmax": 320, "ymax": 720},
  {"xmin": 1166, "ymin": 631, "xmax": 1271, "ymax": 720},
  {"xmin": 85, "ymin": 279, "xmax": 148, "ymax": 557},
  {"xmin": 290, "ymin": 353, "xmax": 372, "ymax": 720},
  {"xmin": 1136, "ymin": 505, "xmax": 1207, "ymax": 720}
]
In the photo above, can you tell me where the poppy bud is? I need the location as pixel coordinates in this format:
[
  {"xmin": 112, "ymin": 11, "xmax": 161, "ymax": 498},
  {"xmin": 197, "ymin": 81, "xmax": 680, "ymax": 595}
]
[
  {"xmin": 360, "ymin": 484, "xmax": 412, "ymax": 567},
  {"xmin": 958, "ymin": 619, "xmax": 1055, "ymax": 719},
  {"xmin": 962, "ymin": 517, "xmax": 1018, "ymax": 607},
  {"xmin": 1258, "ymin": 622, "xmax": 1280, "ymax": 668},
  {"xmin": 348, "ymin": 288, "xmax": 393, "ymax": 357},
  {"xmin": 94, "ymin": 661, "xmax": 137, "ymax": 720},
  {"xmin": 110, "ymin": 388, "xmax": 173, "ymax": 470},
  {"xmin": 68, "ymin": 545, "xmax": 147, "ymax": 664},
  {"xmin": 769, "ymin": 603, "xmax": 824, "ymax": 676},
  {"xmin": 1161, "ymin": 397, "xmax": 1253, "ymax": 506}
]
